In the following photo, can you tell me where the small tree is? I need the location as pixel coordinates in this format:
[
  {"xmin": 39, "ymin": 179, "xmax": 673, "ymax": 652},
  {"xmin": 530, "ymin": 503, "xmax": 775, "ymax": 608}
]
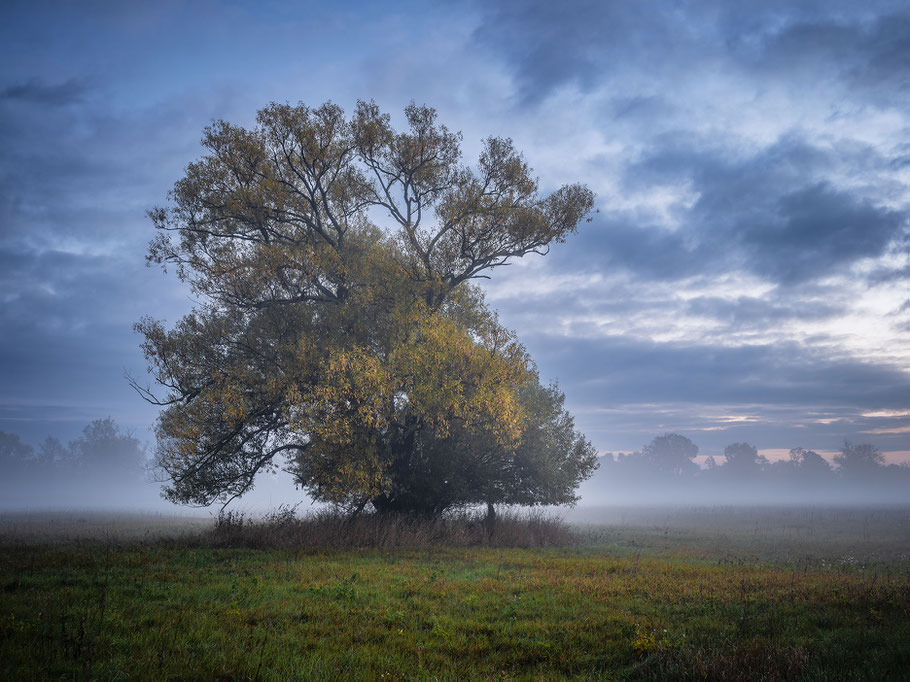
[
  {"xmin": 136, "ymin": 100, "xmax": 597, "ymax": 513},
  {"xmin": 69, "ymin": 418, "xmax": 146, "ymax": 479},
  {"xmin": 0, "ymin": 431, "xmax": 34, "ymax": 477},
  {"xmin": 36, "ymin": 437, "xmax": 70, "ymax": 470}
]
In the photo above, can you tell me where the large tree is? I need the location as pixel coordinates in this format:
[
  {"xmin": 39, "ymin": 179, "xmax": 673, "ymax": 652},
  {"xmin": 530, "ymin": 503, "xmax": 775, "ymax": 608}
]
[
  {"xmin": 721, "ymin": 442, "xmax": 768, "ymax": 476},
  {"xmin": 641, "ymin": 433, "xmax": 699, "ymax": 477},
  {"xmin": 136, "ymin": 100, "xmax": 597, "ymax": 514},
  {"xmin": 833, "ymin": 441, "xmax": 885, "ymax": 480}
]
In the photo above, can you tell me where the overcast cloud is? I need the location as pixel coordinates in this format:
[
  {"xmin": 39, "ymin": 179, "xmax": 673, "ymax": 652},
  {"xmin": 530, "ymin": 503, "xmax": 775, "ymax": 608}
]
[{"xmin": 1, "ymin": 0, "xmax": 908, "ymax": 479}]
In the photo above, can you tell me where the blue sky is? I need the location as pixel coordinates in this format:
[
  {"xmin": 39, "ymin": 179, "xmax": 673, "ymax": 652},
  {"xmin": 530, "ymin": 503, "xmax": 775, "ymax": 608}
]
[{"xmin": 2, "ymin": 0, "xmax": 909, "ymax": 466}]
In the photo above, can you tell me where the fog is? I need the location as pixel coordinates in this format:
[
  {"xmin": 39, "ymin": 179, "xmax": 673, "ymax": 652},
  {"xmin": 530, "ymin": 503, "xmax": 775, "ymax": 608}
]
[
  {"xmin": 0, "ymin": 418, "xmax": 311, "ymax": 516},
  {"xmin": 1, "ymin": 421, "xmax": 906, "ymax": 516},
  {"xmin": 575, "ymin": 435, "xmax": 910, "ymax": 508},
  {"xmin": 0, "ymin": 466, "xmax": 310, "ymax": 517},
  {"xmin": 576, "ymin": 457, "xmax": 910, "ymax": 508}
]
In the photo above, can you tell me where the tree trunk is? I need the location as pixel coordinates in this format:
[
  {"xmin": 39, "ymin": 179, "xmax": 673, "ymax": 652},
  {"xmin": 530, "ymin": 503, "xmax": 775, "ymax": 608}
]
[
  {"xmin": 485, "ymin": 501, "xmax": 496, "ymax": 538},
  {"xmin": 351, "ymin": 497, "xmax": 369, "ymax": 517}
]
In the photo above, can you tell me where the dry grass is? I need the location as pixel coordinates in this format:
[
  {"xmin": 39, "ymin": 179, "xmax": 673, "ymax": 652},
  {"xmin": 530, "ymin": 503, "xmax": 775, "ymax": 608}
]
[{"xmin": 207, "ymin": 506, "xmax": 577, "ymax": 549}]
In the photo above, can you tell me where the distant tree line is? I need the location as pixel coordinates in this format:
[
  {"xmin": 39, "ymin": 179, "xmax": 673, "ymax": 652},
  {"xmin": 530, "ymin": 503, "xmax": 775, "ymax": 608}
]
[
  {"xmin": 0, "ymin": 418, "xmax": 146, "ymax": 486},
  {"xmin": 585, "ymin": 433, "xmax": 910, "ymax": 504},
  {"xmin": 4, "ymin": 421, "xmax": 905, "ymax": 507}
]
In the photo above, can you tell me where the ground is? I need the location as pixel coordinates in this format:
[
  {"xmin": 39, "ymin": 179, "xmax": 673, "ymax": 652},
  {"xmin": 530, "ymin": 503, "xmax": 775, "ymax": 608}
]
[{"xmin": 1, "ymin": 506, "xmax": 908, "ymax": 680}]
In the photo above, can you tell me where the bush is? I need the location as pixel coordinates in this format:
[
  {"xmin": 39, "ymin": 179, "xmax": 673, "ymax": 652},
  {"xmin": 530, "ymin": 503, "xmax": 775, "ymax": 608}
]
[{"xmin": 207, "ymin": 506, "xmax": 576, "ymax": 549}]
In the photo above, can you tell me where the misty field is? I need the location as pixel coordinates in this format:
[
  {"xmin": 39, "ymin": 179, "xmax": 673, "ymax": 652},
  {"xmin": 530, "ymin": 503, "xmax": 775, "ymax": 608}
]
[{"xmin": 1, "ymin": 508, "xmax": 909, "ymax": 680}]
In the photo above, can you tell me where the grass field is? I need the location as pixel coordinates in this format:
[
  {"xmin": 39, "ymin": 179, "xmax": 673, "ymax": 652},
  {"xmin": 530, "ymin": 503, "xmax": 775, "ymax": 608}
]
[{"xmin": 1, "ymin": 507, "xmax": 909, "ymax": 680}]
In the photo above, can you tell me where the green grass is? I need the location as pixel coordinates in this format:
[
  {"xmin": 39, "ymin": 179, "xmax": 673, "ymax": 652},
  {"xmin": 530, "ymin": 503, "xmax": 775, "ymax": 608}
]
[{"xmin": 2, "ymin": 510, "xmax": 909, "ymax": 680}]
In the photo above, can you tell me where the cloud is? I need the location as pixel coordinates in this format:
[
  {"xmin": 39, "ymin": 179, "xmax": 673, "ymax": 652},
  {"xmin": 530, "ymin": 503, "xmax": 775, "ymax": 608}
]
[
  {"xmin": 752, "ymin": 12, "xmax": 910, "ymax": 105},
  {"xmin": 521, "ymin": 333, "xmax": 910, "ymax": 410},
  {"xmin": 683, "ymin": 294, "xmax": 841, "ymax": 329},
  {"xmin": 862, "ymin": 425, "xmax": 910, "ymax": 435},
  {"xmin": 471, "ymin": 0, "xmax": 697, "ymax": 104},
  {"xmin": 0, "ymin": 242, "xmax": 186, "ymax": 445},
  {"xmin": 607, "ymin": 136, "xmax": 908, "ymax": 285},
  {"xmin": 0, "ymin": 0, "xmax": 908, "ymax": 468},
  {"xmin": 512, "ymin": 331, "xmax": 910, "ymax": 455},
  {"xmin": 473, "ymin": 1, "xmax": 910, "ymax": 108},
  {"xmin": 1, "ymin": 78, "xmax": 87, "ymax": 106},
  {"xmin": 740, "ymin": 182, "xmax": 905, "ymax": 283},
  {"xmin": 470, "ymin": 0, "xmax": 910, "ymax": 294}
]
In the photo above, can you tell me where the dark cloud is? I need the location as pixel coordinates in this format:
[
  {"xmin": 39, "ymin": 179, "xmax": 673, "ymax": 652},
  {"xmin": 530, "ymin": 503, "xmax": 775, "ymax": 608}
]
[
  {"xmin": 743, "ymin": 183, "xmax": 905, "ymax": 283},
  {"xmin": 683, "ymin": 294, "xmax": 841, "ymax": 329},
  {"xmin": 684, "ymin": 140, "xmax": 906, "ymax": 283},
  {"xmin": 472, "ymin": 0, "xmax": 690, "ymax": 103},
  {"xmin": 1, "ymin": 78, "xmax": 87, "ymax": 106},
  {"xmin": 752, "ymin": 13, "xmax": 910, "ymax": 104},
  {"xmin": 0, "ymin": 245, "xmax": 181, "ymax": 444},
  {"xmin": 550, "ymin": 216, "xmax": 706, "ymax": 281},
  {"xmin": 473, "ymin": 0, "xmax": 910, "ymax": 106},
  {"xmin": 560, "ymin": 135, "xmax": 908, "ymax": 285},
  {"xmin": 0, "ymin": 247, "xmax": 143, "ymax": 334}
]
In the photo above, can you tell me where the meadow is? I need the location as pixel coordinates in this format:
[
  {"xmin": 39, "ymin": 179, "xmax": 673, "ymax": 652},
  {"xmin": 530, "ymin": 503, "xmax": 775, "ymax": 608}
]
[{"xmin": 1, "ymin": 506, "xmax": 908, "ymax": 680}]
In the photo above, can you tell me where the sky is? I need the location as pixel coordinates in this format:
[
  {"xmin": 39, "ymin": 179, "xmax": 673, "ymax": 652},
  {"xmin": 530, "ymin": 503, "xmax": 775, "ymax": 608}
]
[{"xmin": 2, "ymin": 0, "xmax": 909, "ymax": 481}]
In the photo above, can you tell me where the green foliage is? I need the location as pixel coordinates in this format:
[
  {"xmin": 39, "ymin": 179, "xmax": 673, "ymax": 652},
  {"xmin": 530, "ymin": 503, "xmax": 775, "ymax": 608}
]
[{"xmin": 137, "ymin": 99, "xmax": 596, "ymax": 513}]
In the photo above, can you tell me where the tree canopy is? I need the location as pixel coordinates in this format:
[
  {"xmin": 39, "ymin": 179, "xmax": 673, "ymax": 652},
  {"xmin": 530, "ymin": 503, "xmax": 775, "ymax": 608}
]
[
  {"xmin": 136, "ymin": 100, "xmax": 597, "ymax": 514},
  {"xmin": 641, "ymin": 433, "xmax": 699, "ymax": 477},
  {"xmin": 722, "ymin": 442, "xmax": 768, "ymax": 473},
  {"xmin": 833, "ymin": 441, "xmax": 886, "ymax": 478}
]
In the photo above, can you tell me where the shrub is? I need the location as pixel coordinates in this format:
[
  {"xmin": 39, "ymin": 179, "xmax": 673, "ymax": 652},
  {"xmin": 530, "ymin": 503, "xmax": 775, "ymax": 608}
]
[{"xmin": 208, "ymin": 506, "xmax": 576, "ymax": 549}]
